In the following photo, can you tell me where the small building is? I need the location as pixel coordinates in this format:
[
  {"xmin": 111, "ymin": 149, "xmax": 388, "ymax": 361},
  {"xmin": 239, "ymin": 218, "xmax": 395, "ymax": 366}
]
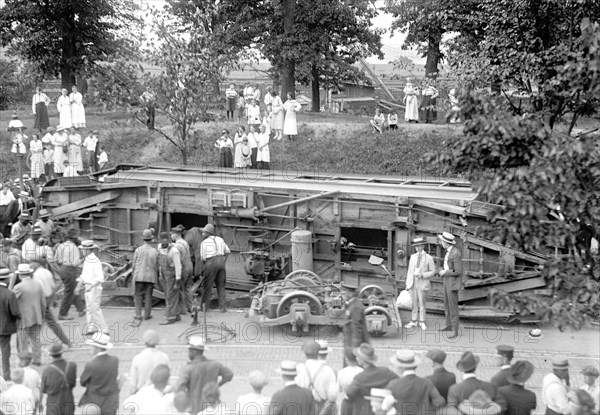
[{"xmin": 330, "ymin": 81, "xmax": 377, "ymax": 113}]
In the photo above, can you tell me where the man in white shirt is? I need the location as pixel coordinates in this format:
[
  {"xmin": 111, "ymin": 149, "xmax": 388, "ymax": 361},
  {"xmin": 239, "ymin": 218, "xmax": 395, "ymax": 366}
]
[
  {"xmin": 22, "ymin": 226, "xmax": 54, "ymax": 264},
  {"xmin": 0, "ymin": 184, "xmax": 16, "ymax": 206},
  {"xmin": 31, "ymin": 261, "xmax": 71, "ymax": 347},
  {"xmin": 11, "ymin": 213, "xmax": 32, "ymax": 249},
  {"xmin": 123, "ymin": 364, "xmax": 171, "ymax": 415},
  {"xmin": 199, "ymin": 224, "xmax": 230, "ymax": 313},
  {"xmin": 295, "ymin": 341, "xmax": 338, "ymax": 415},
  {"xmin": 247, "ymin": 99, "xmax": 261, "ymax": 131},
  {"xmin": 78, "ymin": 240, "xmax": 108, "ymax": 335},
  {"xmin": 129, "ymin": 330, "xmax": 170, "ymax": 395},
  {"xmin": 580, "ymin": 365, "xmax": 600, "ymax": 414},
  {"xmin": 542, "ymin": 359, "xmax": 572, "ymax": 415},
  {"xmin": 83, "ymin": 131, "xmax": 98, "ymax": 173},
  {"xmin": 56, "ymin": 228, "xmax": 85, "ymax": 320},
  {"xmin": 263, "ymin": 87, "xmax": 274, "ymax": 108},
  {"xmin": 337, "ymin": 349, "xmax": 363, "ymax": 415},
  {"xmin": 0, "ymin": 368, "xmax": 36, "ymax": 415},
  {"xmin": 18, "ymin": 352, "xmax": 41, "ymax": 411}
]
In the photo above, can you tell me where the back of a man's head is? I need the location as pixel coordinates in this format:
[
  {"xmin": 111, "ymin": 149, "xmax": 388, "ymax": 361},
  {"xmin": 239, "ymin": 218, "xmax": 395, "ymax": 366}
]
[{"xmin": 11, "ymin": 368, "xmax": 24, "ymax": 384}]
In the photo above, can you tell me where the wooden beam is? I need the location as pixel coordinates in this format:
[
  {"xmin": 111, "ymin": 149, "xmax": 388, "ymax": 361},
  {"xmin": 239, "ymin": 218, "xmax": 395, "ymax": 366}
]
[
  {"xmin": 51, "ymin": 191, "xmax": 121, "ymax": 218},
  {"xmin": 413, "ymin": 199, "xmax": 467, "ymax": 216}
]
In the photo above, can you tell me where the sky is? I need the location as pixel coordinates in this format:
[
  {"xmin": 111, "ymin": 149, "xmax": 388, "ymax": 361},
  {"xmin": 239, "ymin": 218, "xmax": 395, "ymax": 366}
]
[{"xmin": 138, "ymin": 0, "xmax": 419, "ymax": 64}]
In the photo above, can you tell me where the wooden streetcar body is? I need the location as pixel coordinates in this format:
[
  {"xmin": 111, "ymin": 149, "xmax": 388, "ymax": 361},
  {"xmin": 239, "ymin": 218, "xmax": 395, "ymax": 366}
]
[{"xmin": 40, "ymin": 164, "xmax": 547, "ymax": 332}]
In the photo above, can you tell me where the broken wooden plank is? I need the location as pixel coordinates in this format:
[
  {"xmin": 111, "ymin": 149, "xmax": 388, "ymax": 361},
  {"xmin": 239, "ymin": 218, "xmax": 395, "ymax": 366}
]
[
  {"xmin": 460, "ymin": 234, "xmax": 547, "ymax": 265},
  {"xmin": 51, "ymin": 191, "xmax": 121, "ymax": 218},
  {"xmin": 413, "ymin": 199, "xmax": 467, "ymax": 216},
  {"xmin": 458, "ymin": 276, "xmax": 546, "ymax": 302}
]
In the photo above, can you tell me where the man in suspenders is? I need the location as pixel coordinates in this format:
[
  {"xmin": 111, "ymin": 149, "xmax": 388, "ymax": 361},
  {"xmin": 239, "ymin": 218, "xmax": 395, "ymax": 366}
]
[{"xmin": 199, "ymin": 224, "xmax": 230, "ymax": 313}]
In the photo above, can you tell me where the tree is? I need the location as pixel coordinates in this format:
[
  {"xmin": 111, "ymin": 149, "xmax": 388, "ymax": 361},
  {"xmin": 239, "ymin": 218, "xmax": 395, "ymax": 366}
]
[
  {"xmin": 136, "ymin": 6, "xmax": 236, "ymax": 165},
  {"xmin": 0, "ymin": 0, "xmax": 140, "ymax": 90},
  {"xmin": 435, "ymin": 19, "xmax": 600, "ymax": 330}
]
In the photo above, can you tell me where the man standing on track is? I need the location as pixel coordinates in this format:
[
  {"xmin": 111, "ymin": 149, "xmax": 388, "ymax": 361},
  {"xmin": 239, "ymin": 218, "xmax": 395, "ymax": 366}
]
[
  {"xmin": 158, "ymin": 232, "xmax": 183, "ymax": 325},
  {"xmin": 437, "ymin": 232, "xmax": 463, "ymax": 339},
  {"xmin": 199, "ymin": 224, "xmax": 230, "ymax": 313},
  {"xmin": 132, "ymin": 229, "xmax": 159, "ymax": 324}
]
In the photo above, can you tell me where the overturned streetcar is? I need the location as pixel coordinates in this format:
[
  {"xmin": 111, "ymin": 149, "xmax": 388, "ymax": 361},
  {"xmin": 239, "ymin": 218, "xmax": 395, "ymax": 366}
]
[{"xmin": 39, "ymin": 164, "xmax": 549, "ymax": 334}]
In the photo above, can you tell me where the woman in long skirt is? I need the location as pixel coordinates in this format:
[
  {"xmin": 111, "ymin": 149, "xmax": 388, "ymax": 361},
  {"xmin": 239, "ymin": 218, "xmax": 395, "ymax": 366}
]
[
  {"xmin": 271, "ymin": 91, "xmax": 285, "ymax": 140},
  {"xmin": 403, "ymin": 79, "xmax": 419, "ymax": 123},
  {"xmin": 420, "ymin": 80, "xmax": 438, "ymax": 123},
  {"xmin": 67, "ymin": 128, "xmax": 83, "ymax": 173},
  {"xmin": 32, "ymin": 87, "xmax": 50, "ymax": 132},
  {"xmin": 283, "ymin": 93, "xmax": 302, "ymax": 141},
  {"xmin": 56, "ymin": 89, "xmax": 72, "ymax": 129},
  {"xmin": 233, "ymin": 126, "xmax": 247, "ymax": 168},
  {"xmin": 29, "ymin": 134, "xmax": 45, "ymax": 180},
  {"xmin": 51, "ymin": 127, "xmax": 68, "ymax": 176},
  {"xmin": 256, "ymin": 125, "xmax": 270, "ymax": 170},
  {"xmin": 70, "ymin": 86, "xmax": 86, "ymax": 128}
]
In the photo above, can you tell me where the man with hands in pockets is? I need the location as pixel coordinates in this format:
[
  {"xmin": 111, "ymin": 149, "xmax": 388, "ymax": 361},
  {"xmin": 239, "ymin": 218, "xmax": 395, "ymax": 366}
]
[{"xmin": 404, "ymin": 237, "xmax": 435, "ymax": 331}]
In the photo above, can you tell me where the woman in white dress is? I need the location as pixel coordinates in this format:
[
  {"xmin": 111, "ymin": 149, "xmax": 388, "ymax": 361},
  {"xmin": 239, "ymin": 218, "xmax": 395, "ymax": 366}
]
[
  {"xmin": 51, "ymin": 127, "xmax": 68, "ymax": 176},
  {"xmin": 67, "ymin": 127, "xmax": 83, "ymax": 172},
  {"xmin": 403, "ymin": 79, "xmax": 419, "ymax": 123},
  {"xmin": 271, "ymin": 91, "xmax": 285, "ymax": 140},
  {"xmin": 56, "ymin": 89, "xmax": 72, "ymax": 128},
  {"xmin": 256, "ymin": 125, "xmax": 270, "ymax": 170},
  {"xmin": 283, "ymin": 93, "xmax": 302, "ymax": 141},
  {"xmin": 233, "ymin": 126, "xmax": 247, "ymax": 168},
  {"xmin": 29, "ymin": 134, "xmax": 44, "ymax": 180},
  {"xmin": 70, "ymin": 85, "xmax": 86, "ymax": 128}
]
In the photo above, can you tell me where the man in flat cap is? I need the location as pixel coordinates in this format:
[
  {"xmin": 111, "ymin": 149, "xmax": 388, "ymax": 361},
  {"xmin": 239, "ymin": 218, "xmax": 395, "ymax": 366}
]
[
  {"xmin": 41, "ymin": 341, "xmax": 77, "ymax": 415},
  {"xmin": 170, "ymin": 225, "xmax": 193, "ymax": 314},
  {"xmin": 295, "ymin": 341, "xmax": 337, "ymax": 415},
  {"xmin": 176, "ymin": 335, "xmax": 233, "ymax": 415},
  {"xmin": 447, "ymin": 351, "xmax": 507, "ymax": 412},
  {"xmin": 199, "ymin": 223, "xmax": 231, "ymax": 313},
  {"xmin": 499, "ymin": 360, "xmax": 537, "ymax": 415},
  {"xmin": 342, "ymin": 283, "xmax": 370, "ymax": 367},
  {"xmin": 491, "ymin": 345, "xmax": 515, "ymax": 387},
  {"xmin": 128, "ymin": 329, "xmax": 170, "ymax": 395},
  {"xmin": 425, "ymin": 348, "xmax": 456, "ymax": 401},
  {"xmin": 580, "ymin": 365, "xmax": 599, "ymax": 413},
  {"xmin": 543, "ymin": 358, "xmax": 571, "ymax": 415}
]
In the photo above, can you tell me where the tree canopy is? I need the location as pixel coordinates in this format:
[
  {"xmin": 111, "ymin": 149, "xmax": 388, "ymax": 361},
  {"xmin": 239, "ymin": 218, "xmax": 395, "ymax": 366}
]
[{"xmin": 0, "ymin": 0, "xmax": 140, "ymax": 89}]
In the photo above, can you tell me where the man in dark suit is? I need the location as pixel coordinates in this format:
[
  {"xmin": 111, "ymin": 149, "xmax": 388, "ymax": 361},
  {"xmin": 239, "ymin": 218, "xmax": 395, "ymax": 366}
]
[
  {"xmin": 79, "ymin": 334, "xmax": 120, "ymax": 415},
  {"xmin": 499, "ymin": 360, "xmax": 537, "ymax": 415},
  {"xmin": 437, "ymin": 232, "xmax": 463, "ymax": 339},
  {"xmin": 425, "ymin": 348, "xmax": 456, "ymax": 400},
  {"xmin": 447, "ymin": 351, "xmax": 507, "ymax": 412},
  {"xmin": 0, "ymin": 267, "xmax": 20, "ymax": 380},
  {"xmin": 491, "ymin": 345, "xmax": 515, "ymax": 387},
  {"xmin": 385, "ymin": 350, "xmax": 445, "ymax": 415},
  {"xmin": 346, "ymin": 343, "xmax": 398, "ymax": 415},
  {"xmin": 13, "ymin": 263, "xmax": 45, "ymax": 366},
  {"xmin": 342, "ymin": 284, "xmax": 370, "ymax": 367},
  {"xmin": 270, "ymin": 360, "xmax": 315, "ymax": 415}
]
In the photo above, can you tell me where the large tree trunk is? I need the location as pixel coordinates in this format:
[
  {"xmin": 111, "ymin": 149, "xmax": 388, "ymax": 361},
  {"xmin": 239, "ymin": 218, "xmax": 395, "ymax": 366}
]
[
  {"xmin": 60, "ymin": 17, "xmax": 76, "ymax": 91},
  {"xmin": 311, "ymin": 64, "xmax": 320, "ymax": 112},
  {"xmin": 425, "ymin": 31, "xmax": 441, "ymax": 79},
  {"xmin": 280, "ymin": 0, "xmax": 296, "ymax": 99}
]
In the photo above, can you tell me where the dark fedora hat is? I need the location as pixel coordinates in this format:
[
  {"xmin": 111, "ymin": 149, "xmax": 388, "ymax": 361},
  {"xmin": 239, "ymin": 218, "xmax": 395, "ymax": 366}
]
[
  {"xmin": 457, "ymin": 351, "xmax": 480, "ymax": 372},
  {"xmin": 507, "ymin": 360, "xmax": 534, "ymax": 384},
  {"xmin": 353, "ymin": 343, "xmax": 377, "ymax": 364}
]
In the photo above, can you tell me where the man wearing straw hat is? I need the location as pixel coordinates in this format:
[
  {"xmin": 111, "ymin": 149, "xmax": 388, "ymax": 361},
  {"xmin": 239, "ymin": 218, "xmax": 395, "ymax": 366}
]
[
  {"xmin": 170, "ymin": 224, "xmax": 193, "ymax": 314},
  {"xmin": 447, "ymin": 352, "xmax": 507, "ymax": 412},
  {"xmin": 41, "ymin": 341, "xmax": 77, "ymax": 415},
  {"xmin": 542, "ymin": 358, "xmax": 572, "ymax": 415},
  {"xmin": 296, "ymin": 341, "xmax": 338, "ymax": 415},
  {"xmin": 11, "ymin": 212, "xmax": 32, "ymax": 249},
  {"xmin": 79, "ymin": 240, "xmax": 108, "ymax": 335},
  {"xmin": 498, "ymin": 360, "xmax": 537, "ymax": 415},
  {"xmin": 34, "ymin": 208, "xmax": 54, "ymax": 241},
  {"xmin": 346, "ymin": 343, "xmax": 398, "ymax": 415},
  {"xmin": 404, "ymin": 237, "xmax": 435, "ymax": 331},
  {"xmin": 437, "ymin": 231, "xmax": 463, "ymax": 338},
  {"xmin": 132, "ymin": 229, "xmax": 159, "ymax": 324},
  {"xmin": 199, "ymin": 223, "xmax": 231, "ymax": 313},
  {"xmin": 0, "ymin": 267, "xmax": 20, "ymax": 381},
  {"xmin": 271, "ymin": 360, "xmax": 315, "ymax": 415},
  {"xmin": 176, "ymin": 335, "xmax": 234, "ymax": 414},
  {"xmin": 384, "ymin": 350, "xmax": 445, "ymax": 415},
  {"xmin": 13, "ymin": 263, "xmax": 45, "ymax": 366},
  {"xmin": 79, "ymin": 334, "xmax": 120, "ymax": 415}
]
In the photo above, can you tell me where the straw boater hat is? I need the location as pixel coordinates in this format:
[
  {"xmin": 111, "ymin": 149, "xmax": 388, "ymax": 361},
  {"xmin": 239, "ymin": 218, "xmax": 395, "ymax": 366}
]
[
  {"xmin": 79, "ymin": 240, "xmax": 99, "ymax": 250},
  {"xmin": 317, "ymin": 340, "xmax": 332, "ymax": 356},
  {"xmin": 0, "ymin": 268, "xmax": 11, "ymax": 279},
  {"xmin": 412, "ymin": 237, "xmax": 427, "ymax": 246},
  {"xmin": 187, "ymin": 335, "xmax": 206, "ymax": 351},
  {"xmin": 56, "ymin": 126, "xmax": 66, "ymax": 132},
  {"xmin": 276, "ymin": 360, "xmax": 298, "ymax": 376},
  {"xmin": 552, "ymin": 358, "xmax": 569, "ymax": 371},
  {"xmin": 15, "ymin": 264, "xmax": 34, "ymax": 275},
  {"xmin": 353, "ymin": 343, "xmax": 378, "ymax": 364},
  {"xmin": 18, "ymin": 213, "xmax": 31, "ymax": 221},
  {"xmin": 458, "ymin": 390, "xmax": 503, "ymax": 415},
  {"xmin": 85, "ymin": 333, "xmax": 113, "ymax": 350},
  {"xmin": 507, "ymin": 361, "xmax": 534, "ymax": 384},
  {"xmin": 438, "ymin": 232, "xmax": 456, "ymax": 245},
  {"xmin": 389, "ymin": 350, "xmax": 421, "ymax": 368},
  {"xmin": 31, "ymin": 227, "xmax": 42, "ymax": 235},
  {"xmin": 38, "ymin": 209, "xmax": 51, "ymax": 219}
]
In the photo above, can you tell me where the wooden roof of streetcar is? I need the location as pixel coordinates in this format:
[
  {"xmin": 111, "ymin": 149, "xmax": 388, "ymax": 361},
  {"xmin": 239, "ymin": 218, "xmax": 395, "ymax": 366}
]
[{"xmin": 42, "ymin": 164, "xmax": 478, "ymax": 203}]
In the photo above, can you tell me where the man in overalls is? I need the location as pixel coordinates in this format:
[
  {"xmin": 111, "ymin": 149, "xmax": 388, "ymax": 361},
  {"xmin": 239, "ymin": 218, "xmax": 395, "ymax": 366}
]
[{"xmin": 158, "ymin": 232, "xmax": 183, "ymax": 325}]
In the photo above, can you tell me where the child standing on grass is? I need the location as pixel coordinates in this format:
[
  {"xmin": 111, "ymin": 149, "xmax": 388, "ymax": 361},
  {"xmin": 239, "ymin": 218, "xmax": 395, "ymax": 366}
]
[
  {"xmin": 257, "ymin": 124, "xmax": 270, "ymax": 170},
  {"xmin": 388, "ymin": 111, "xmax": 398, "ymax": 130},
  {"xmin": 97, "ymin": 146, "xmax": 108, "ymax": 170},
  {"xmin": 43, "ymin": 144, "xmax": 54, "ymax": 179}
]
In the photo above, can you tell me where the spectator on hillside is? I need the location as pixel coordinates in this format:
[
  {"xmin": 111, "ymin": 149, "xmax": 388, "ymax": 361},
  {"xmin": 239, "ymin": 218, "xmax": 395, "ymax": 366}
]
[
  {"xmin": 283, "ymin": 93, "xmax": 301, "ymax": 141},
  {"xmin": 387, "ymin": 112, "xmax": 398, "ymax": 130},
  {"xmin": 98, "ymin": 146, "xmax": 108, "ymax": 170},
  {"xmin": 271, "ymin": 91, "xmax": 284, "ymax": 141},
  {"xmin": 257, "ymin": 125, "xmax": 270, "ymax": 170},
  {"xmin": 420, "ymin": 79, "xmax": 438, "ymax": 123},
  {"xmin": 215, "ymin": 130, "xmax": 234, "ymax": 168},
  {"xmin": 69, "ymin": 85, "xmax": 86, "ymax": 129},
  {"xmin": 247, "ymin": 126, "xmax": 259, "ymax": 169},
  {"xmin": 63, "ymin": 160, "xmax": 79, "ymax": 178},
  {"xmin": 225, "ymin": 84, "xmax": 238, "ymax": 121},
  {"xmin": 403, "ymin": 79, "xmax": 419, "ymax": 123},
  {"xmin": 370, "ymin": 108, "xmax": 385, "ymax": 134},
  {"xmin": 32, "ymin": 87, "xmax": 50, "ymax": 132},
  {"xmin": 247, "ymin": 99, "xmax": 262, "ymax": 132}
]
